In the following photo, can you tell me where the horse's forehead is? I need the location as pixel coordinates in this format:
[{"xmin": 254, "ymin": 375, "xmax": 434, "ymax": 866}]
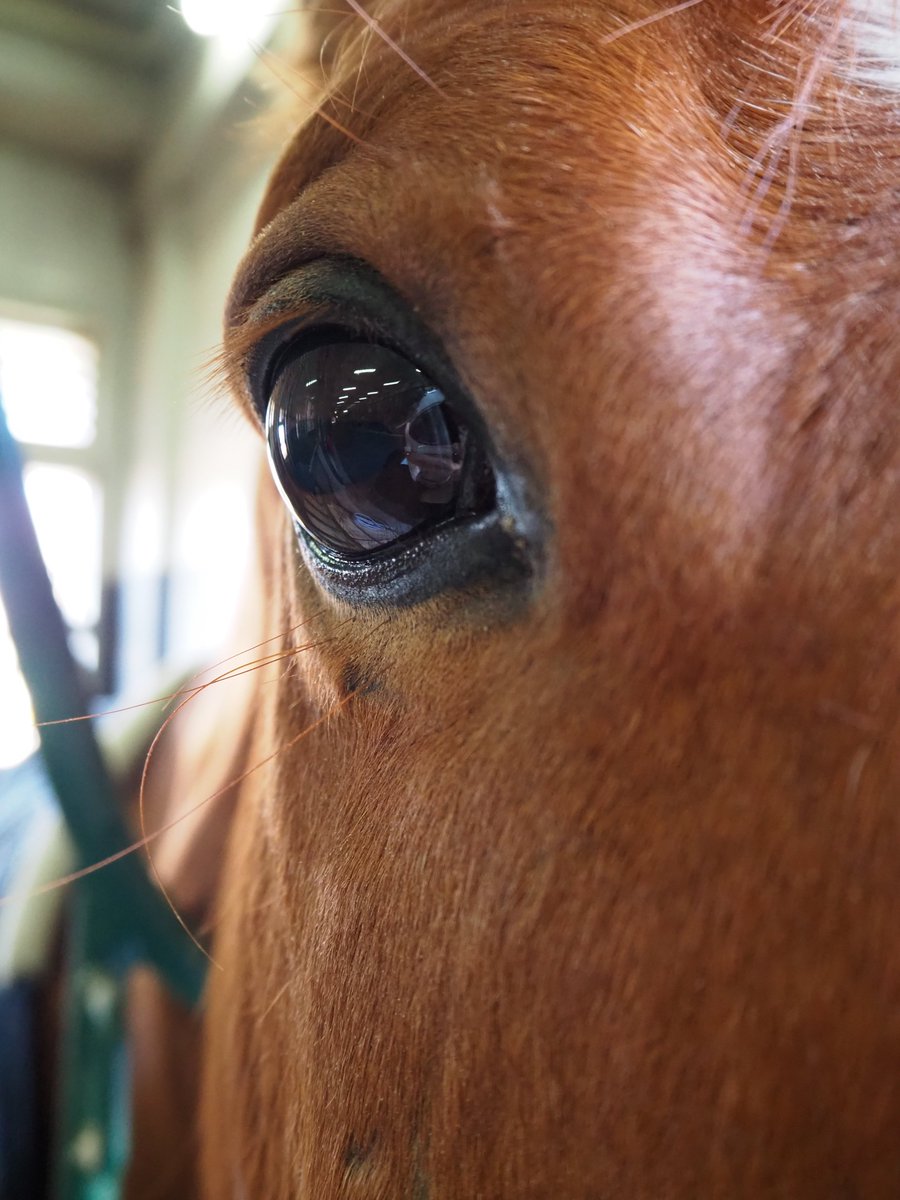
[
  {"xmin": 260, "ymin": 0, "xmax": 900, "ymax": 232},
  {"xmin": 256, "ymin": 15, "xmax": 767, "ymax": 381},
  {"xmin": 256, "ymin": 4, "xmax": 869, "ymax": 333},
  {"xmin": 243, "ymin": 0, "xmax": 899, "ymax": 614}
]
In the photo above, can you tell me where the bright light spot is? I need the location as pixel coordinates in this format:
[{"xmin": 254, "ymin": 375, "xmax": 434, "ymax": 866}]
[
  {"xmin": 354, "ymin": 368, "xmax": 376, "ymax": 375},
  {"xmin": 180, "ymin": 0, "xmax": 273, "ymax": 40},
  {"xmin": 122, "ymin": 483, "xmax": 165, "ymax": 575},
  {"xmin": 384, "ymin": 381, "xmax": 400, "ymax": 387},
  {"xmin": 305, "ymin": 379, "xmax": 318, "ymax": 388},
  {"xmin": 0, "ymin": 319, "xmax": 97, "ymax": 448},
  {"xmin": 24, "ymin": 464, "xmax": 102, "ymax": 633},
  {"xmin": 171, "ymin": 482, "xmax": 253, "ymax": 662},
  {"xmin": 0, "ymin": 602, "xmax": 38, "ymax": 770}
]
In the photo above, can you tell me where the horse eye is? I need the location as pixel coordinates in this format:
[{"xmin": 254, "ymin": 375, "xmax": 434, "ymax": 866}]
[{"xmin": 265, "ymin": 339, "xmax": 489, "ymax": 559}]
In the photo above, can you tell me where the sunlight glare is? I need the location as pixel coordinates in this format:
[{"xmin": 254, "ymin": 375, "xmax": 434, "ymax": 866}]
[
  {"xmin": 0, "ymin": 319, "xmax": 97, "ymax": 449},
  {"xmin": 0, "ymin": 602, "xmax": 38, "ymax": 770},
  {"xmin": 180, "ymin": 0, "xmax": 273, "ymax": 40}
]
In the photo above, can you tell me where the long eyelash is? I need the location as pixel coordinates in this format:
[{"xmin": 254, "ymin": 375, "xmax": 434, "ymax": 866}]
[
  {"xmin": 254, "ymin": 37, "xmax": 378, "ymax": 123},
  {"xmin": 0, "ymin": 657, "xmax": 357, "ymax": 911},
  {"xmin": 252, "ymin": 40, "xmax": 368, "ymax": 145},
  {"xmin": 204, "ymin": 309, "xmax": 309, "ymax": 423},
  {"xmin": 136, "ymin": 632, "xmax": 353, "ymax": 971},
  {"xmin": 0, "ymin": 619, "xmax": 353, "ymax": 913},
  {"xmin": 31, "ymin": 613, "xmax": 328, "ymax": 728},
  {"xmin": 341, "ymin": 0, "xmax": 446, "ymax": 96}
]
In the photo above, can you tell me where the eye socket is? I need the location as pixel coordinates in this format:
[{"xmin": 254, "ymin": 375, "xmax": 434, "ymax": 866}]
[{"xmin": 265, "ymin": 336, "xmax": 494, "ymax": 560}]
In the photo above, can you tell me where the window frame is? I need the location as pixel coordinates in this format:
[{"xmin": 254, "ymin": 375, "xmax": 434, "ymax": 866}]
[{"xmin": 0, "ymin": 302, "xmax": 118, "ymax": 697}]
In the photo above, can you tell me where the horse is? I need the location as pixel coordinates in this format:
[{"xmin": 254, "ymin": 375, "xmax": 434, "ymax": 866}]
[{"xmin": 125, "ymin": 1, "xmax": 900, "ymax": 1196}]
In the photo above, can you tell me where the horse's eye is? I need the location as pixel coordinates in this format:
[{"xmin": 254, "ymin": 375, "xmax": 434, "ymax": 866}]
[{"xmin": 265, "ymin": 338, "xmax": 490, "ymax": 560}]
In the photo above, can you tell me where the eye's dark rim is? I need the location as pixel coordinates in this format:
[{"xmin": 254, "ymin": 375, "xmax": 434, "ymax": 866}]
[
  {"xmin": 242, "ymin": 257, "xmax": 543, "ymax": 607},
  {"xmin": 245, "ymin": 260, "xmax": 495, "ymax": 464},
  {"xmin": 263, "ymin": 327, "xmax": 495, "ymax": 566}
]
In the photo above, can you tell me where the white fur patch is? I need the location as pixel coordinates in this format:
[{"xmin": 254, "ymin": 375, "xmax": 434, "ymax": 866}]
[{"xmin": 844, "ymin": 0, "xmax": 900, "ymax": 88}]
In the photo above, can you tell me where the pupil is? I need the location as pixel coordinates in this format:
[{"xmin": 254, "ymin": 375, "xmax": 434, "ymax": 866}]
[{"xmin": 265, "ymin": 341, "xmax": 465, "ymax": 556}]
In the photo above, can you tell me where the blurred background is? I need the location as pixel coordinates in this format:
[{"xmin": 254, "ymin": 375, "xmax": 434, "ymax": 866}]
[{"xmin": 0, "ymin": 0, "xmax": 316, "ymax": 770}]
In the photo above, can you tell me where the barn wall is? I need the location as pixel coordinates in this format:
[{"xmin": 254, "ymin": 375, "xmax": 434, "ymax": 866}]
[
  {"xmin": 0, "ymin": 140, "xmax": 135, "ymax": 653},
  {"xmin": 0, "ymin": 13, "xmax": 313, "ymax": 704},
  {"xmin": 121, "ymin": 137, "xmax": 274, "ymax": 686}
]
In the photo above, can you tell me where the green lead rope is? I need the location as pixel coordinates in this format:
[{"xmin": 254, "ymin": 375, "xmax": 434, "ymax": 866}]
[{"xmin": 0, "ymin": 398, "xmax": 206, "ymax": 1200}]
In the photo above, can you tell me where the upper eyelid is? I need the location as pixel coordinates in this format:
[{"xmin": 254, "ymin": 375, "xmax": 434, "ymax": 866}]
[
  {"xmin": 233, "ymin": 259, "xmax": 455, "ymax": 423},
  {"xmin": 229, "ymin": 260, "xmax": 400, "ymax": 409},
  {"xmin": 230, "ymin": 256, "xmax": 399, "ymax": 339},
  {"xmin": 244, "ymin": 313, "xmax": 414, "ymax": 427},
  {"xmin": 243, "ymin": 313, "xmax": 335, "ymax": 423},
  {"xmin": 231, "ymin": 258, "xmax": 515, "ymax": 515},
  {"xmin": 224, "ymin": 305, "xmax": 334, "ymax": 430},
  {"xmin": 225, "ymin": 179, "xmax": 348, "ymax": 326}
]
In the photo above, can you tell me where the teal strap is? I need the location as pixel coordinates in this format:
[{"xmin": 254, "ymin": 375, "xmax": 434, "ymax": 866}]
[
  {"xmin": 0, "ymin": 398, "xmax": 206, "ymax": 1198},
  {"xmin": 0, "ymin": 400, "xmax": 206, "ymax": 1004},
  {"xmin": 53, "ymin": 894, "xmax": 131, "ymax": 1200}
]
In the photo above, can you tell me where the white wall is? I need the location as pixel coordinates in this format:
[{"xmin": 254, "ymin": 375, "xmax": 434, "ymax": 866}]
[
  {"xmin": 0, "ymin": 142, "xmax": 132, "ymax": 319},
  {"xmin": 0, "ymin": 22, "xmax": 306, "ymax": 698},
  {"xmin": 121, "ymin": 123, "xmax": 279, "ymax": 686},
  {"xmin": 0, "ymin": 140, "xmax": 135, "ymax": 638},
  {"xmin": 0, "ymin": 136, "xmax": 271, "ymax": 692}
]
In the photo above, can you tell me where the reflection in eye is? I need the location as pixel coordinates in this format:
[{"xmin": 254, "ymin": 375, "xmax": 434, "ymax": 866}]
[{"xmin": 265, "ymin": 340, "xmax": 472, "ymax": 557}]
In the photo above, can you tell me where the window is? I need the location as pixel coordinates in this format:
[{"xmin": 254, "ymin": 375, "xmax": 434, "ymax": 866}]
[
  {"xmin": 0, "ymin": 316, "xmax": 106, "ymax": 769},
  {"xmin": 0, "ymin": 319, "xmax": 98, "ymax": 449}
]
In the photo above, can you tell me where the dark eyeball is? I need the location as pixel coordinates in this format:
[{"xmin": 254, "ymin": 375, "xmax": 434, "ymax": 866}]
[{"xmin": 265, "ymin": 338, "xmax": 491, "ymax": 559}]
